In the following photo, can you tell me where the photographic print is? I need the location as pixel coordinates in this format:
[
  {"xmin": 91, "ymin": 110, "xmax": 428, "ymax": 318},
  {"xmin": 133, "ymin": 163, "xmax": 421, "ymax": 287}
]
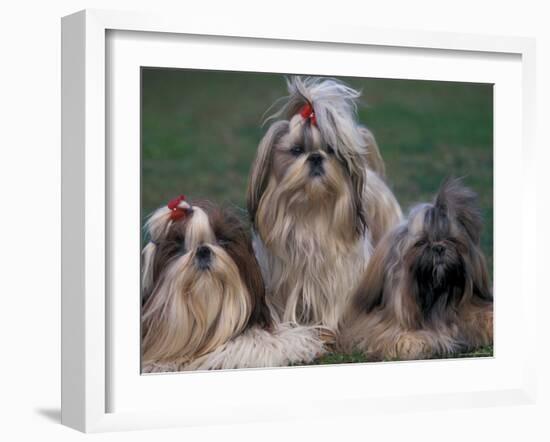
[{"xmin": 140, "ymin": 69, "xmax": 493, "ymax": 373}]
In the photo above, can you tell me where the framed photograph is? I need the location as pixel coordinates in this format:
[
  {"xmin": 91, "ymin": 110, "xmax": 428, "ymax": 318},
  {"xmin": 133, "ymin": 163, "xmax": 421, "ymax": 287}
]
[{"xmin": 61, "ymin": 9, "xmax": 537, "ymax": 433}]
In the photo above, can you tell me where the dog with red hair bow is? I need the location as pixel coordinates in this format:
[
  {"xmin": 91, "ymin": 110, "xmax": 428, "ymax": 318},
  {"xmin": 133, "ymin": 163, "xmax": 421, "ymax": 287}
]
[
  {"xmin": 141, "ymin": 196, "xmax": 327, "ymax": 372},
  {"xmin": 247, "ymin": 76, "xmax": 402, "ymax": 332}
]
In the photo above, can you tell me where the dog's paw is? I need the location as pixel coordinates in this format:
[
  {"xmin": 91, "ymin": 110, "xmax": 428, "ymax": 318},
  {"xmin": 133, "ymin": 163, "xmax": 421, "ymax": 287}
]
[
  {"xmin": 482, "ymin": 310, "xmax": 494, "ymax": 341},
  {"xmin": 319, "ymin": 328, "xmax": 336, "ymax": 345},
  {"xmin": 395, "ymin": 334, "xmax": 429, "ymax": 360}
]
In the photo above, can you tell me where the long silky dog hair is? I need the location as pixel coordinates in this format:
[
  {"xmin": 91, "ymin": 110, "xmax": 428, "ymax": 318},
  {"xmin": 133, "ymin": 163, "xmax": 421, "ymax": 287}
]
[
  {"xmin": 339, "ymin": 179, "xmax": 493, "ymax": 360},
  {"xmin": 141, "ymin": 196, "xmax": 326, "ymax": 372},
  {"xmin": 247, "ymin": 76, "xmax": 402, "ymax": 331}
]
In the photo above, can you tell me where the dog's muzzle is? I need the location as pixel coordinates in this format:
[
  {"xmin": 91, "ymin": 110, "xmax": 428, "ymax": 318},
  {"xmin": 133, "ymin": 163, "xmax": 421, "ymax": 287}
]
[
  {"xmin": 308, "ymin": 153, "xmax": 325, "ymax": 177},
  {"xmin": 195, "ymin": 245, "xmax": 212, "ymax": 270}
]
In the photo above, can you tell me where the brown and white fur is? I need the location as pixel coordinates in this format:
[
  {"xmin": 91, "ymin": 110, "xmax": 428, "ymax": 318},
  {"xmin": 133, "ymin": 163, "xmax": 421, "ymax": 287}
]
[
  {"xmin": 141, "ymin": 197, "xmax": 326, "ymax": 372},
  {"xmin": 339, "ymin": 179, "xmax": 493, "ymax": 360},
  {"xmin": 248, "ymin": 76, "xmax": 402, "ymax": 331}
]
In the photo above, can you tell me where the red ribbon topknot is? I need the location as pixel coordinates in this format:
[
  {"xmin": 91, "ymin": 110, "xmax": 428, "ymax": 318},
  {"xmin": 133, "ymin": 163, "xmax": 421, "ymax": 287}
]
[
  {"xmin": 167, "ymin": 195, "xmax": 187, "ymax": 221},
  {"xmin": 299, "ymin": 103, "xmax": 317, "ymax": 126}
]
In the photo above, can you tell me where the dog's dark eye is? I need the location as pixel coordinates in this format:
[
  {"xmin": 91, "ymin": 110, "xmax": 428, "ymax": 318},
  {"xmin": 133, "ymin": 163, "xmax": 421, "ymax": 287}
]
[
  {"xmin": 326, "ymin": 145, "xmax": 335, "ymax": 155},
  {"xmin": 414, "ymin": 239, "xmax": 426, "ymax": 248},
  {"xmin": 290, "ymin": 145, "xmax": 304, "ymax": 156}
]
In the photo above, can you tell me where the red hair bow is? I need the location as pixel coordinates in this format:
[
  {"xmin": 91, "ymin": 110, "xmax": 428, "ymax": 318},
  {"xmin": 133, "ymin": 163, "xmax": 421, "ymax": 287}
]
[
  {"xmin": 299, "ymin": 103, "xmax": 317, "ymax": 126},
  {"xmin": 167, "ymin": 195, "xmax": 187, "ymax": 221}
]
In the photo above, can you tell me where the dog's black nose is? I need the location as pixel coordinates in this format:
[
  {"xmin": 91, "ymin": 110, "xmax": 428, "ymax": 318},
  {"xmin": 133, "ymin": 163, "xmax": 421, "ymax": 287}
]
[
  {"xmin": 432, "ymin": 244, "xmax": 445, "ymax": 255},
  {"xmin": 195, "ymin": 245, "xmax": 212, "ymax": 269},
  {"xmin": 307, "ymin": 152, "xmax": 324, "ymax": 166}
]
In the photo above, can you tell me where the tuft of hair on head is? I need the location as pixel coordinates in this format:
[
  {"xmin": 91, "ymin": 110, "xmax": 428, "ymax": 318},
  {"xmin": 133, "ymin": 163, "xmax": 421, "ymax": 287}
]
[
  {"xmin": 267, "ymin": 76, "xmax": 368, "ymax": 166},
  {"xmin": 434, "ymin": 177, "xmax": 483, "ymax": 244}
]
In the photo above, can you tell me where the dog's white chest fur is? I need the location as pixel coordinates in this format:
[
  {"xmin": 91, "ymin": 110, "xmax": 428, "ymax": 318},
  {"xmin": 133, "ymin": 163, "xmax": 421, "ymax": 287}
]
[{"xmin": 253, "ymin": 230, "xmax": 372, "ymax": 330}]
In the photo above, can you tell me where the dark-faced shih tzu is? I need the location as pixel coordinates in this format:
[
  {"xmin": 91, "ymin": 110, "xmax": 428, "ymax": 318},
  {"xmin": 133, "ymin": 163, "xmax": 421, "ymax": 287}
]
[
  {"xmin": 339, "ymin": 179, "xmax": 493, "ymax": 360},
  {"xmin": 141, "ymin": 195, "xmax": 326, "ymax": 372},
  {"xmin": 247, "ymin": 76, "xmax": 402, "ymax": 331}
]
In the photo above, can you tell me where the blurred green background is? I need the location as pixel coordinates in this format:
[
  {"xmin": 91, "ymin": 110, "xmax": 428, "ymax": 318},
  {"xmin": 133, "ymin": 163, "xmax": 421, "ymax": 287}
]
[{"xmin": 141, "ymin": 68, "xmax": 493, "ymax": 362}]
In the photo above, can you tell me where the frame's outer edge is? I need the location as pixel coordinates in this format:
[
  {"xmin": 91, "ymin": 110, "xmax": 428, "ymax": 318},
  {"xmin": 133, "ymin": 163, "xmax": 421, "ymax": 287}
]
[
  {"xmin": 92, "ymin": 8, "xmax": 532, "ymax": 55},
  {"xmin": 83, "ymin": 8, "xmax": 107, "ymax": 433},
  {"xmin": 62, "ymin": 10, "xmax": 107, "ymax": 433},
  {"xmin": 59, "ymin": 7, "xmax": 537, "ymax": 432},
  {"xmin": 61, "ymin": 10, "xmax": 87, "ymax": 432},
  {"xmin": 521, "ymin": 40, "xmax": 538, "ymax": 402}
]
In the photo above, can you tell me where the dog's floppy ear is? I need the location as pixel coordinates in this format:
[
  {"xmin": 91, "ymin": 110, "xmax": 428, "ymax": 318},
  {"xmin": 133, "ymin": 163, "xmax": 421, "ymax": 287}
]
[
  {"xmin": 141, "ymin": 242, "xmax": 157, "ymax": 303},
  {"xmin": 247, "ymin": 120, "xmax": 288, "ymax": 225},
  {"xmin": 469, "ymin": 247, "xmax": 493, "ymax": 303},
  {"xmin": 217, "ymin": 207, "xmax": 274, "ymax": 330},
  {"xmin": 435, "ymin": 178, "xmax": 483, "ymax": 244},
  {"xmin": 353, "ymin": 228, "xmax": 398, "ymax": 314},
  {"xmin": 363, "ymin": 171, "xmax": 403, "ymax": 245},
  {"xmin": 141, "ymin": 206, "xmax": 174, "ymax": 303},
  {"xmin": 241, "ymin": 248, "xmax": 273, "ymax": 330},
  {"xmin": 358, "ymin": 126, "xmax": 386, "ymax": 178}
]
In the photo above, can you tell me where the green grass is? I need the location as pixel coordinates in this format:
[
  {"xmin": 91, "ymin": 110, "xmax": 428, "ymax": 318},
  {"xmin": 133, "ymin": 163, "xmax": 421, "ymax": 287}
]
[
  {"xmin": 142, "ymin": 68, "xmax": 494, "ymax": 362},
  {"xmin": 312, "ymin": 345, "xmax": 494, "ymax": 365}
]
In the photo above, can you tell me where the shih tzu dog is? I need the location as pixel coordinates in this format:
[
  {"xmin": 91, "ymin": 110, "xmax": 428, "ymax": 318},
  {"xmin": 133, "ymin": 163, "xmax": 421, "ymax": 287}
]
[
  {"xmin": 339, "ymin": 179, "xmax": 493, "ymax": 360},
  {"xmin": 141, "ymin": 195, "xmax": 326, "ymax": 372},
  {"xmin": 247, "ymin": 76, "xmax": 402, "ymax": 331}
]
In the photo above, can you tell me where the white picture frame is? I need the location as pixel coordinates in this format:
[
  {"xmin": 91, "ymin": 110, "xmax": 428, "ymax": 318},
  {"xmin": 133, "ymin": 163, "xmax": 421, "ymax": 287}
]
[{"xmin": 61, "ymin": 9, "xmax": 537, "ymax": 433}]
